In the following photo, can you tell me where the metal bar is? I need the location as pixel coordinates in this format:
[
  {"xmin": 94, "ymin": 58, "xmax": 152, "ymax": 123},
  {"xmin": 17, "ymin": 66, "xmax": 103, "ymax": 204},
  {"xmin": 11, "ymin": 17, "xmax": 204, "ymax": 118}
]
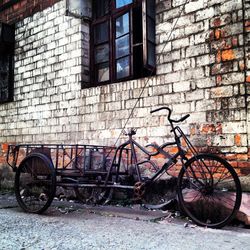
[
  {"xmin": 57, "ymin": 182, "xmax": 134, "ymax": 189},
  {"xmin": 55, "ymin": 145, "xmax": 59, "ymax": 169}
]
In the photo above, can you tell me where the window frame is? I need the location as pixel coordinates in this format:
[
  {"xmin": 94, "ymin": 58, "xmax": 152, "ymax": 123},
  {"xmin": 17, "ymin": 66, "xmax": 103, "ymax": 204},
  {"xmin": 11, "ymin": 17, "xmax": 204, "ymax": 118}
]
[
  {"xmin": 0, "ymin": 23, "xmax": 14, "ymax": 104},
  {"xmin": 89, "ymin": 0, "xmax": 155, "ymax": 87}
]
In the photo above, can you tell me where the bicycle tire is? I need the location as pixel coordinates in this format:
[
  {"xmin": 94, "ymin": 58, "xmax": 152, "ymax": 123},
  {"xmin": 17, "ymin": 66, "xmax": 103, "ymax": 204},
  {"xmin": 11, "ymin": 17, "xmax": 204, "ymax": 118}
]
[
  {"xmin": 15, "ymin": 153, "xmax": 56, "ymax": 214},
  {"xmin": 177, "ymin": 153, "xmax": 242, "ymax": 228}
]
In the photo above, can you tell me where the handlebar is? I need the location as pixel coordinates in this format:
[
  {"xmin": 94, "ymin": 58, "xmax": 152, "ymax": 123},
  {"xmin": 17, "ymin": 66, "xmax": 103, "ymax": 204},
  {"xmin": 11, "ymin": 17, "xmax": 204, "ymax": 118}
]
[{"xmin": 150, "ymin": 107, "xmax": 190, "ymax": 123}]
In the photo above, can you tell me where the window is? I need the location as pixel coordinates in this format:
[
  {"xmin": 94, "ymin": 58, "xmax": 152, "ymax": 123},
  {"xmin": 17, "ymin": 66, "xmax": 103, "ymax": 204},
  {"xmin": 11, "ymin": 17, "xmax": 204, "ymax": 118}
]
[
  {"xmin": 0, "ymin": 23, "xmax": 14, "ymax": 103},
  {"xmin": 90, "ymin": 0, "xmax": 155, "ymax": 87}
]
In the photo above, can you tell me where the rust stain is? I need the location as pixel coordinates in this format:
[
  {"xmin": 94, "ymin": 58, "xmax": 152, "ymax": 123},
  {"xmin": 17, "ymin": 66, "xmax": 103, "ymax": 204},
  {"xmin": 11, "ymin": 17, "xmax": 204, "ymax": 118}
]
[{"xmin": 221, "ymin": 49, "xmax": 235, "ymax": 61}]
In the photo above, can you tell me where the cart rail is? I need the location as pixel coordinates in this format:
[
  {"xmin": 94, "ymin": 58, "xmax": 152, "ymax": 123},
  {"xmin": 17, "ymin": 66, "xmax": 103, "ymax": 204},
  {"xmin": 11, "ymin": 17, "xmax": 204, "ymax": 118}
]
[{"xmin": 7, "ymin": 144, "xmax": 118, "ymax": 174}]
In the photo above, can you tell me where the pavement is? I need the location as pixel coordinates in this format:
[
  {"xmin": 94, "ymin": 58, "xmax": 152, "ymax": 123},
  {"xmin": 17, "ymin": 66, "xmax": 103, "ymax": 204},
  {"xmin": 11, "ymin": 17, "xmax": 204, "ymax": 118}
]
[{"xmin": 0, "ymin": 192, "xmax": 250, "ymax": 250}]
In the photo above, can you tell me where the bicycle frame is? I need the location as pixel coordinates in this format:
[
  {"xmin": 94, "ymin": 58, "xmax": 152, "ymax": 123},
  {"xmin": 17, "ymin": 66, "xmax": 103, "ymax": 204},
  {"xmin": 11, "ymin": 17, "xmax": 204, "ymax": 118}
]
[{"xmin": 105, "ymin": 126, "xmax": 189, "ymax": 186}]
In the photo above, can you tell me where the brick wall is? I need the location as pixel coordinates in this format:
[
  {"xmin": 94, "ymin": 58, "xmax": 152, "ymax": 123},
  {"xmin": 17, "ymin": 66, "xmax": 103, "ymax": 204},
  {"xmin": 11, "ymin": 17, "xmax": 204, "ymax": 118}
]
[
  {"xmin": 0, "ymin": 0, "xmax": 61, "ymax": 24},
  {"xmin": 0, "ymin": 0, "xmax": 249, "ymax": 177}
]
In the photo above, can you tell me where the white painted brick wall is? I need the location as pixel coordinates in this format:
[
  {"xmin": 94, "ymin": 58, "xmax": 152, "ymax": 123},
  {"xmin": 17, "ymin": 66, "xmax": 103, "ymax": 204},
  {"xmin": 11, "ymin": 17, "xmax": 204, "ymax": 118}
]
[{"xmin": 0, "ymin": 0, "xmax": 248, "ymax": 158}]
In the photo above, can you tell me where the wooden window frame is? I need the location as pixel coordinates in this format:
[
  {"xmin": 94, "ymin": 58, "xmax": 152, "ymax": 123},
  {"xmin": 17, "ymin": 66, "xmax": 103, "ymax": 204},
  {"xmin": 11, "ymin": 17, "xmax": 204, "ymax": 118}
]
[
  {"xmin": 0, "ymin": 23, "xmax": 14, "ymax": 103},
  {"xmin": 89, "ymin": 0, "xmax": 155, "ymax": 88}
]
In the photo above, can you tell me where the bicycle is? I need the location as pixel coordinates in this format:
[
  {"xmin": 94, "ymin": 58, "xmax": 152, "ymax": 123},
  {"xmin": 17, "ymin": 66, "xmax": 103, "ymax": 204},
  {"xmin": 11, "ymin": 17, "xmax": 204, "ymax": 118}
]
[
  {"xmin": 101, "ymin": 107, "xmax": 242, "ymax": 228},
  {"xmin": 7, "ymin": 107, "xmax": 242, "ymax": 228}
]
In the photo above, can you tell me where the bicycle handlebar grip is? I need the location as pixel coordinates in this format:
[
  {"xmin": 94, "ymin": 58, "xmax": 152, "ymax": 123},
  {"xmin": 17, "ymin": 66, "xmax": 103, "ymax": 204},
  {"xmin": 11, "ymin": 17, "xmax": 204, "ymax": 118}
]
[{"xmin": 178, "ymin": 114, "xmax": 190, "ymax": 122}]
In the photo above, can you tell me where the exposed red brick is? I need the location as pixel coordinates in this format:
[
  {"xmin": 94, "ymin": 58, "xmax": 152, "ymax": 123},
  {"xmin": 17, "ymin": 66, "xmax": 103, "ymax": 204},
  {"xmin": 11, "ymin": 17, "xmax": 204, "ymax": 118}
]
[
  {"xmin": 239, "ymin": 61, "xmax": 245, "ymax": 71},
  {"xmin": 213, "ymin": 18, "xmax": 221, "ymax": 27},
  {"xmin": 216, "ymin": 75, "xmax": 222, "ymax": 85},
  {"xmin": 245, "ymin": 21, "xmax": 250, "ymax": 27},
  {"xmin": 215, "ymin": 29, "xmax": 221, "ymax": 40},
  {"xmin": 238, "ymin": 162, "xmax": 250, "ymax": 168},
  {"xmin": 234, "ymin": 134, "xmax": 241, "ymax": 146},
  {"xmin": 216, "ymin": 51, "xmax": 221, "ymax": 63},
  {"xmin": 232, "ymin": 37, "xmax": 238, "ymax": 47},
  {"xmin": 236, "ymin": 154, "xmax": 248, "ymax": 161},
  {"xmin": 246, "ymin": 76, "xmax": 250, "ymax": 83},
  {"xmin": 0, "ymin": 0, "xmax": 61, "ymax": 24},
  {"xmin": 1, "ymin": 143, "xmax": 8, "ymax": 153},
  {"xmin": 221, "ymin": 49, "xmax": 235, "ymax": 61},
  {"xmin": 216, "ymin": 123, "xmax": 222, "ymax": 134}
]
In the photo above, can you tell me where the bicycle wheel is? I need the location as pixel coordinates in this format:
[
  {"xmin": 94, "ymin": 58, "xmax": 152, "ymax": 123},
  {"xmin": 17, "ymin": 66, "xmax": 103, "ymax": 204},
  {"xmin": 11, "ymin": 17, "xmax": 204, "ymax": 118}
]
[
  {"xmin": 15, "ymin": 153, "xmax": 56, "ymax": 213},
  {"xmin": 177, "ymin": 154, "xmax": 242, "ymax": 228}
]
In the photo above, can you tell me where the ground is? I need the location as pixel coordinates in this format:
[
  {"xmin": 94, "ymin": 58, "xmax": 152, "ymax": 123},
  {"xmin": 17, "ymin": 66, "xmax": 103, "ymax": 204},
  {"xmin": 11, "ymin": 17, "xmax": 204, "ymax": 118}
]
[{"xmin": 0, "ymin": 193, "xmax": 250, "ymax": 250}]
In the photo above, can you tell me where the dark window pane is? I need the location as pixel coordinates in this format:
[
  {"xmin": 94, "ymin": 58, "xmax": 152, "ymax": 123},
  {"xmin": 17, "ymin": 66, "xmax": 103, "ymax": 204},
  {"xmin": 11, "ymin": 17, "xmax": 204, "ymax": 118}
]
[
  {"xmin": 116, "ymin": 13, "xmax": 129, "ymax": 38},
  {"xmin": 147, "ymin": 42, "xmax": 155, "ymax": 67},
  {"xmin": 0, "ymin": 55, "xmax": 11, "ymax": 102},
  {"xmin": 147, "ymin": 0, "xmax": 155, "ymax": 19},
  {"xmin": 94, "ymin": 0, "xmax": 110, "ymax": 18},
  {"xmin": 94, "ymin": 22, "xmax": 109, "ymax": 44},
  {"xmin": 116, "ymin": 35, "xmax": 130, "ymax": 59},
  {"xmin": 132, "ymin": 6, "xmax": 142, "ymax": 44},
  {"xmin": 97, "ymin": 63, "xmax": 110, "ymax": 82},
  {"xmin": 147, "ymin": 18, "xmax": 155, "ymax": 43},
  {"xmin": 116, "ymin": 56, "xmax": 130, "ymax": 79},
  {"xmin": 116, "ymin": 0, "xmax": 132, "ymax": 8},
  {"xmin": 95, "ymin": 44, "xmax": 109, "ymax": 63}
]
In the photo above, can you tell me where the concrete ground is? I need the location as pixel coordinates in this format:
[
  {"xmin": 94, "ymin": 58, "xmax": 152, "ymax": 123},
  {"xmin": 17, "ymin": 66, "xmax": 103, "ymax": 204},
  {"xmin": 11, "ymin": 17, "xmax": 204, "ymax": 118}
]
[{"xmin": 0, "ymin": 193, "xmax": 250, "ymax": 250}]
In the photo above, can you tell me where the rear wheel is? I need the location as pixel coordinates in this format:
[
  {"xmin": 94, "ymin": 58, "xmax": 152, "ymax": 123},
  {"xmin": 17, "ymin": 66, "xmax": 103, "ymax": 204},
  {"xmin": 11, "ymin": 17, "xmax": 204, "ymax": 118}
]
[
  {"xmin": 15, "ymin": 153, "xmax": 56, "ymax": 213},
  {"xmin": 177, "ymin": 154, "xmax": 242, "ymax": 228}
]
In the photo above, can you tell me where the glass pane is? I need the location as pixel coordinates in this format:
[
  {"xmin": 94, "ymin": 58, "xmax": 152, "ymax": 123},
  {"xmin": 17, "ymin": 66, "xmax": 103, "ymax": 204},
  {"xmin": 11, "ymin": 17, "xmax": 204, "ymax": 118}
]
[
  {"xmin": 95, "ymin": 44, "xmax": 109, "ymax": 64},
  {"xmin": 94, "ymin": 22, "xmax": 109, "ymax": 44},
  {"xmin": 116, "ymin": 56, "xmax": 130, "ymax": 79},
  {"xmin": 116, "ymin": 13, "xmax": 129, "ymax": 38},
  {"xmin": 116, "ymin": 35, "xmax": 130, "ymax": 59},
  {"xmin": 147, "ymin": 0, "xmax": 155, "ymax": 19},
  {"xmin": 97, "ymin": 63, "xmax": 110, "ymax": 82},
  {"xmin": 147, "ymin": 42, "xmax": 155, "ymax": 67},
  {"xmin": 116, "ymin": 0, "xmax": 132, "ymax": 8},
  {"xmin": 147, "ymin": 18, "xmax": 155, "ymax": 43},
  {"xmin": 94, "ymin": 0, "xmax": 109, "ymax": 18},
  {"xmin": 0, "ymin": 55, "xmax": 10, "ymax": 102}
]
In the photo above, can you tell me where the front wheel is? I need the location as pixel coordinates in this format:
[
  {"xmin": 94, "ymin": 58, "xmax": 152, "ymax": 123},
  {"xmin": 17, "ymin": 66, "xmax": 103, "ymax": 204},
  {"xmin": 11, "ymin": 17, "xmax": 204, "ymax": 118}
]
[{"xmin": 177, "ymin": 154, "xmax": 242, "ymax": 228}]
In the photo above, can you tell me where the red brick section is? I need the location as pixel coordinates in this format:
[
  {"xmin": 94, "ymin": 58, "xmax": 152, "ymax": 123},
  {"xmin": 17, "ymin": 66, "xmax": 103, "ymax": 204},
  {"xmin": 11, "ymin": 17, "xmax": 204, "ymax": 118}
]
[
  {"xmin": 0, "ymin": 0, "xmax": 61, "ymax": 24},
  {"xmin": 208, "ymin": 7, "xmax": 250, "ymax": 176}
]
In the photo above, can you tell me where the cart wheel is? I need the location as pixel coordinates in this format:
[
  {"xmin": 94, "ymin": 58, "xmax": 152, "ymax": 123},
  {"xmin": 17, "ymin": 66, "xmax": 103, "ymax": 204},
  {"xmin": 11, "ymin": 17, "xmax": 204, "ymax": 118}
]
[
  {"xmin": 74, "ymin": 187, "xmax": 112, "ymax": 205},
  {"xmin": 15, "ymin": 153, "xmax": 56, "ymax": 214}
]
